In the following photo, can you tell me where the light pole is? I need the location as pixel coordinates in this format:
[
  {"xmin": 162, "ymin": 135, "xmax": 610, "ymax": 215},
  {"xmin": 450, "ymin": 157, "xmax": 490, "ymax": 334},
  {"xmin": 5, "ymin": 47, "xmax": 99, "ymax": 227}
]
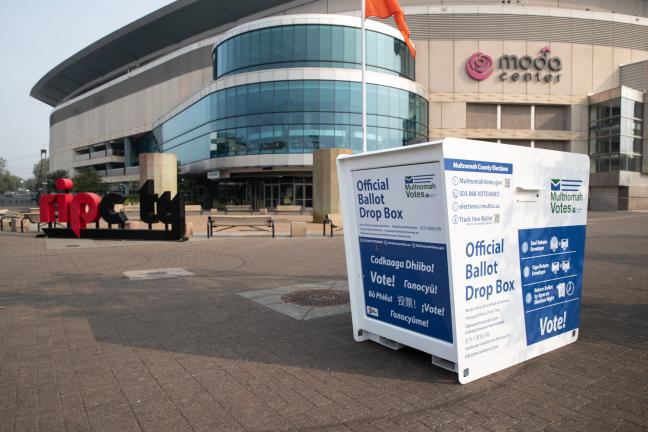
[{"xmin": 40, "ymin": 149, "xmax": 47, "ymax": 194}]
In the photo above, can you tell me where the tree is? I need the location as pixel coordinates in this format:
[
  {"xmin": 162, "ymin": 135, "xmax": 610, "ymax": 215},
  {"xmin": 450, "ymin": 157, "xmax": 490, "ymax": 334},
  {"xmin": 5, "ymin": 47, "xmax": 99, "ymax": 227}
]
[
  {"xmin": 22, "ymin": 158, "xmax": 49, "ymax": 193},
  {"xmin": 0, "ymin": 157, "xmax": 22, "ymax": 192},
  {"xmin": 72, "ymin": 167, "xmax": 108, "ymax": 193},
  {"xmin": 23, "ymin": 177, "xmax": 36, "ymax": 192},
  {"xmin": 47, "ymin": 169, "xmax": 70, "ymax": 192}
]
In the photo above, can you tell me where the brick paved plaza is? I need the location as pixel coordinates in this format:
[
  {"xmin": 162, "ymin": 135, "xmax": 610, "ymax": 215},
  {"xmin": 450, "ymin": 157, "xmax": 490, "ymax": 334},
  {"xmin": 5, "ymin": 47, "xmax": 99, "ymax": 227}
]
[{"xmin": 0, "ymin": 211, "xmax": 646, "ymax": 431}]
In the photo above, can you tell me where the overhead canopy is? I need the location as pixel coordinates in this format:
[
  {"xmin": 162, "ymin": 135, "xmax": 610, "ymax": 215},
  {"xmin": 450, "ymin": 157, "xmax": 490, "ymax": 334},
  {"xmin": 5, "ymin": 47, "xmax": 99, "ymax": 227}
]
[{"xmin": 31, "ymin": 0, "xmax": 296, "ymax": 106}]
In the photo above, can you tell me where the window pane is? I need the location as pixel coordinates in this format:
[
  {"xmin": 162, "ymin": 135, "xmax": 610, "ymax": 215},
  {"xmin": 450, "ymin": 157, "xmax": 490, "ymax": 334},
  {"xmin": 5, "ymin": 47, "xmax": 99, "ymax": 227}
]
[
  {"xmin": 304, "ymin": 124, "xmax": 319, "ymax": 152},
  {"xmin": 319, "ymin": 25, "xmax": 332, "ymax": 62},
  {"xmin": 534, "ymin": 140, "xmax": 567, "ymax": 151},
  {"xmin": 282, "ymin": 26, "xmax": 294, "ymax": 63},
  {"xmin": 589, "ymin": 105, "xmax": 598, "ymax": 125},
  {"xmin": 247, "ymin": 83, "xmax": 260, "ymax": 115},
  {"xmin": 367, "ymin": 85, "xmax": 378, "ymax": 115},
  {"xmin": 350, "ymin": 126, "xmax": 362, "ymax": 152},
  {"xmin": 225, "ymin": 87, "xmax": 236, "ymax": 117},
  {"xmin": 399, "ymin": 89, "xmax": 408, "ymax": 120},
  {"xmin": 597, "ymin": 137, "xmax": 610, "ymax": 154},
  {"xmin": 274, "ymin": 81, "xmax": 289, "ymax": 113},
  {"xmin": 597, "ymin": 156, "xmax": 609, "ymax": 172},
  {"xmin": 294, "ymin": 25, "xmax": 306, "ymax": 60},
  {"xmin": 466, "ymin": 104, "xmax": 497, "ymax": 129},
  {"xmin": 598, "ymin": 103, "xmax": 611, "ymax": 119},
  {"xmin": 235, "ymin": 86, "xmax": 246, "ymax": 116},
  {"xmin": 635, "ymin": 101, "xmax": 644, "ymax": 119},
  {"xmin": 332, "ymin": 27, "xmax": 344, "ymax": 63},
  {"xmin": 610, "ymin": 99, "xmax": 621, "ymax": 117},
  {"xmin": 501, "ymin": 104, "xmax": 531, "ymax": 129},
  {"xmin": 376, "ymin": 32, "xmax": 387, "ymax": 71},
  {"xmin": 350, "ymin": 82, "xmax": 362, "ymax": 113},
  {"xmin": 289, "ymin": 81, "xmax": 303, "ymax": 111},
  {"xmin": 250, "ymin": 31, "xmax": 260, "ymax": 65},
  {"xmin": 304, "ymin": 81, "xmax": 319, "ymax": 111},
  {"xmin": 320, "ymin": 81, "xmax": 335, "ymax": 112},
  {"xmin": 259, "ymin": 28, "xmax": 271, "ymax": 65},
  {"xmin": 271, "ymin": 27, "xmax": 282, "ymax": 64},
  {"xmin": 240, "ymin": 33, "xmax": 250, "ymax": 71},
  {"xmin": 335, "ymin": 81, "xmax": 350, "ymax": 112},
  {"xmin": 259, "ymin": 82, "xmax": 274, "ymax": 113},
  {"xmin": 306, "ymin": 25, "xmax": 319, "ymax": 63},
  {"xmin": 343, "ymin": 27, "xmax": 356, "ymax": 64},
  {"xmin": 289, "ymin": 125, "xmax": 304, "ymax": 153},
  {"xmin": 535, "ymin": 105, "xmax": 568, "ymax": 130},
  {"xmin": 366, "ymin": 31, "xmax": 377, "ymax": 68}
]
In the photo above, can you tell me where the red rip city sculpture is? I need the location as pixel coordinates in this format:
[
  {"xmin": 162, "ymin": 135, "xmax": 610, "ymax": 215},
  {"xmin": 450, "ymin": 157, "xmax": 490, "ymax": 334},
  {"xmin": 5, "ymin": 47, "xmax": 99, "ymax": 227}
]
[{"xmin": 39, "ymin": 178, "xmax": 102, "ymax": 238}]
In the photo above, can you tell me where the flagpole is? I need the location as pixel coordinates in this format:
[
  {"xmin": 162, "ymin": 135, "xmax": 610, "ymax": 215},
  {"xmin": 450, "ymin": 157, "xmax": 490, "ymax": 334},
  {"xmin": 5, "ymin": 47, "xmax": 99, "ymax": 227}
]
[{"xmin": 361, "ymin": 0, "xmax": 367, "ymax": 153}]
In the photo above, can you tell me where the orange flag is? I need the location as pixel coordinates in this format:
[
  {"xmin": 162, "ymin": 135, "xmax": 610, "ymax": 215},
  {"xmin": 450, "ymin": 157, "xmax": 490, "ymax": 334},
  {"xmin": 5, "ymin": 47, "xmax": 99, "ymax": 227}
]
[{"xmin": 365, "ymin": 0, "xmax": 416, "ymax": 59}]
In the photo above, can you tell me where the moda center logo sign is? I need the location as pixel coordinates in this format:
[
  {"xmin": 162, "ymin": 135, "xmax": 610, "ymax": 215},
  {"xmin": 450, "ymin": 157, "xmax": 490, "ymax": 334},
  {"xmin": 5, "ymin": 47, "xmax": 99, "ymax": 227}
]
[{"xmin": 466, "ymin": 47, "xmax": 562, "ymax": 83}]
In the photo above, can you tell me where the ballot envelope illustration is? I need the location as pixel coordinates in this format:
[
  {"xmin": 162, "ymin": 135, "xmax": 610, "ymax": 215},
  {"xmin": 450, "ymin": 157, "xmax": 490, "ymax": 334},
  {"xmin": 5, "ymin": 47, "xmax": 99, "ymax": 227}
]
[{"xmin": 551, "ymin": 261, "xmax": 560, "ymax": 273}]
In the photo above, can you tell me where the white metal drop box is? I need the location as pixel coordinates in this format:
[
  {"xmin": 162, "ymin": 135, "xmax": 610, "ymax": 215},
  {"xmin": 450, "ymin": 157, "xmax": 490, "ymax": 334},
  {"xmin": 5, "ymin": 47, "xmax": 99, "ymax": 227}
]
[{"xmin": 336, "ymin": 138, "xmax": 589, "ymax": 383}]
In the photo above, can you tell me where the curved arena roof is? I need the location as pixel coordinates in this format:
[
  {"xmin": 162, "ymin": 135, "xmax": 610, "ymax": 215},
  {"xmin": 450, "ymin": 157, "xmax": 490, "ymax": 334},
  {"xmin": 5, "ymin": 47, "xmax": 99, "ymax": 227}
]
[
  {"xmin": 32, "ymin": 0, "xmax": 648, "ymax": 107},
  {"xmin": 30, "ymin": 0, "xmax": 296, "ymax": 107}
]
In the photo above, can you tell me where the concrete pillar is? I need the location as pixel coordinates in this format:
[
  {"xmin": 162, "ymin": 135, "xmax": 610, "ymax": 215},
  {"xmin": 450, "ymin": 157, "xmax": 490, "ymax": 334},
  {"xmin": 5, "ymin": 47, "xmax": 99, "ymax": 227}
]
[
  {"xmin": 124, "ymin": 137, "xmax": 133, "ymax": 167},
  {"xmin": 139, "ymin": 153, "xmax": 178, "ymax": 197},
  {"xmin": 312, "ymin": 148, "xmax": 352, "ymax": 223}
]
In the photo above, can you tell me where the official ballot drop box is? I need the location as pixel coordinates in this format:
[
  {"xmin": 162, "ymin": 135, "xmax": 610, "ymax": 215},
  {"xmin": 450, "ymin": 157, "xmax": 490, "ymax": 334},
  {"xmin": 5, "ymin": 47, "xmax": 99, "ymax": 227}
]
[{"xmin": 337, "ymin": 138, "xmax": 589, "ymax": 383}]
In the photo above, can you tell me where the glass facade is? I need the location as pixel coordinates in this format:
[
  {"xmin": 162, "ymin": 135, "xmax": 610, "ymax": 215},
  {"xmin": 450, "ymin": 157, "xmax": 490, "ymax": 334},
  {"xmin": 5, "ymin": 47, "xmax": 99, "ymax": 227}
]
[
  {"xmin": 214, "ymin": 25, "xmax": 415, "ymax": 81},
  {"xmin": 152, "ymin": 80, "xmax": 428, "ymax": 165},
  {"xmin": 589, "ymin": 97, "xmax": 643, "ymax": 172},
  {"xmin": 210, "ymin": 177, "xmax": 313, "ymax": 209}
]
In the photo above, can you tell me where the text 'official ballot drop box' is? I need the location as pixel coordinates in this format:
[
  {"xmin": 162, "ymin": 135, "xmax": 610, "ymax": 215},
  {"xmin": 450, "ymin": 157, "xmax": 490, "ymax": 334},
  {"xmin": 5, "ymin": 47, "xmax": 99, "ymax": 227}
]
[{"xmin": 337, "ymin": 138, "xmax": 589, "ymax": 383}]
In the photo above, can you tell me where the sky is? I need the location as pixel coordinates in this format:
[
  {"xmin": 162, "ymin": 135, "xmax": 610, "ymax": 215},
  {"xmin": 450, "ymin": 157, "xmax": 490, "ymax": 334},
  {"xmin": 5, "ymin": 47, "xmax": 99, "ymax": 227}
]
[{"xmin": 0, "ymin": 0, "xmax": 175, "ymax": 179}]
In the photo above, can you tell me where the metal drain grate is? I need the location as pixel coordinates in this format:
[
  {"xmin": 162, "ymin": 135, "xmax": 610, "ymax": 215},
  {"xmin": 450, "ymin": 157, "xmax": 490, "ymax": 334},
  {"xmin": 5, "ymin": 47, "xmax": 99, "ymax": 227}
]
[{"xmin": 281, "ymin": 289, "xmax": 349, "ymax": 307}]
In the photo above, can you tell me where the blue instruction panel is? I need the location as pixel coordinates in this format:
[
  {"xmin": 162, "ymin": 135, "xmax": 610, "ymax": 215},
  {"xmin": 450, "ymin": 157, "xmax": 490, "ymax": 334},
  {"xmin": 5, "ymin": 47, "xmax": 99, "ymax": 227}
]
[
  {"xmin": 358, "ymin": 236, "xmax": 453, "ymax": 343},
  {"xmin": 518, "ymin": 225, "xmax": 586, "ymax": 345}
]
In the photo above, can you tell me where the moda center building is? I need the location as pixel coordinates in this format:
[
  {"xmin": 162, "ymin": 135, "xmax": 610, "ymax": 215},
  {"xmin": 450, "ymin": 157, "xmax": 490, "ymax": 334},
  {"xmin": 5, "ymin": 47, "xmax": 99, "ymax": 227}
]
[{"xmin": 31, "ymin": 0, "xmax": 648, "ymax": 210}]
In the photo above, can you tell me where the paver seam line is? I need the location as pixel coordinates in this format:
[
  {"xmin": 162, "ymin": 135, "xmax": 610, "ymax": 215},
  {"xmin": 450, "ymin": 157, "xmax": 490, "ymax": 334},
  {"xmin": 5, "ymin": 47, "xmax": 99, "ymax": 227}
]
[
  {"xmin": 174, "ymin": 357, "xmax": 250, "ymax": 432},
  {"xmin": 376, "ymin": 370, "xmax": 534, "ymax": 427},
  {"xmin": 131, "ymin": 352, "xmax": 197, "ymax": 432},
  {"xmin": 65, "ymin": 254, "xmax": 144, "ymax": 432},
  {"xmin": 278, "ymin": 366, "xmax": 352, "ymax": 420},
  {"xmin": 206, "ymin": 351, "xmax": 310, "ymax": 431},
  {"xmin": 8, "ymin": 314, "xmax": 17, "ymax": 432},
  {"xmin": 38, "ymin": 279, "xmax": 66, "ymax": 432},
  {"xmin": 47, "ymin": 253, "xmax": 92, "ymax": 432}
]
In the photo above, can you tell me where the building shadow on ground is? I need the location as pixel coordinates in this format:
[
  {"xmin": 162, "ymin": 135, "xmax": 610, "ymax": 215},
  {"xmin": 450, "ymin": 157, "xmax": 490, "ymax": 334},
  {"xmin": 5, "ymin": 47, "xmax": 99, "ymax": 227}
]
[
  {"xmin": 1, "ymin": 271, "xmax": 465, "ymax": 385},
  {"xmin": 4, "ymin": 268, "xmax": 643, "ymax": 384}
]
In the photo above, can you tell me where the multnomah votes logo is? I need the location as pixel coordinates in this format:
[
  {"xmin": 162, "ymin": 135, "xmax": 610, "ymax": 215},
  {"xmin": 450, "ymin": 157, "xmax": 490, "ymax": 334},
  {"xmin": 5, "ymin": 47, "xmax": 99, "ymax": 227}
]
[
  {"xmin": 550, "ymin": 178, "xmax": 582, "ymax": 192},
  {"xmin": 404, "ymin": 174, "xmax": 436, "ymax": 199},
  {"xmin": 550, "ymin": 178, "xmax": 584, "ymax": 214}
]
